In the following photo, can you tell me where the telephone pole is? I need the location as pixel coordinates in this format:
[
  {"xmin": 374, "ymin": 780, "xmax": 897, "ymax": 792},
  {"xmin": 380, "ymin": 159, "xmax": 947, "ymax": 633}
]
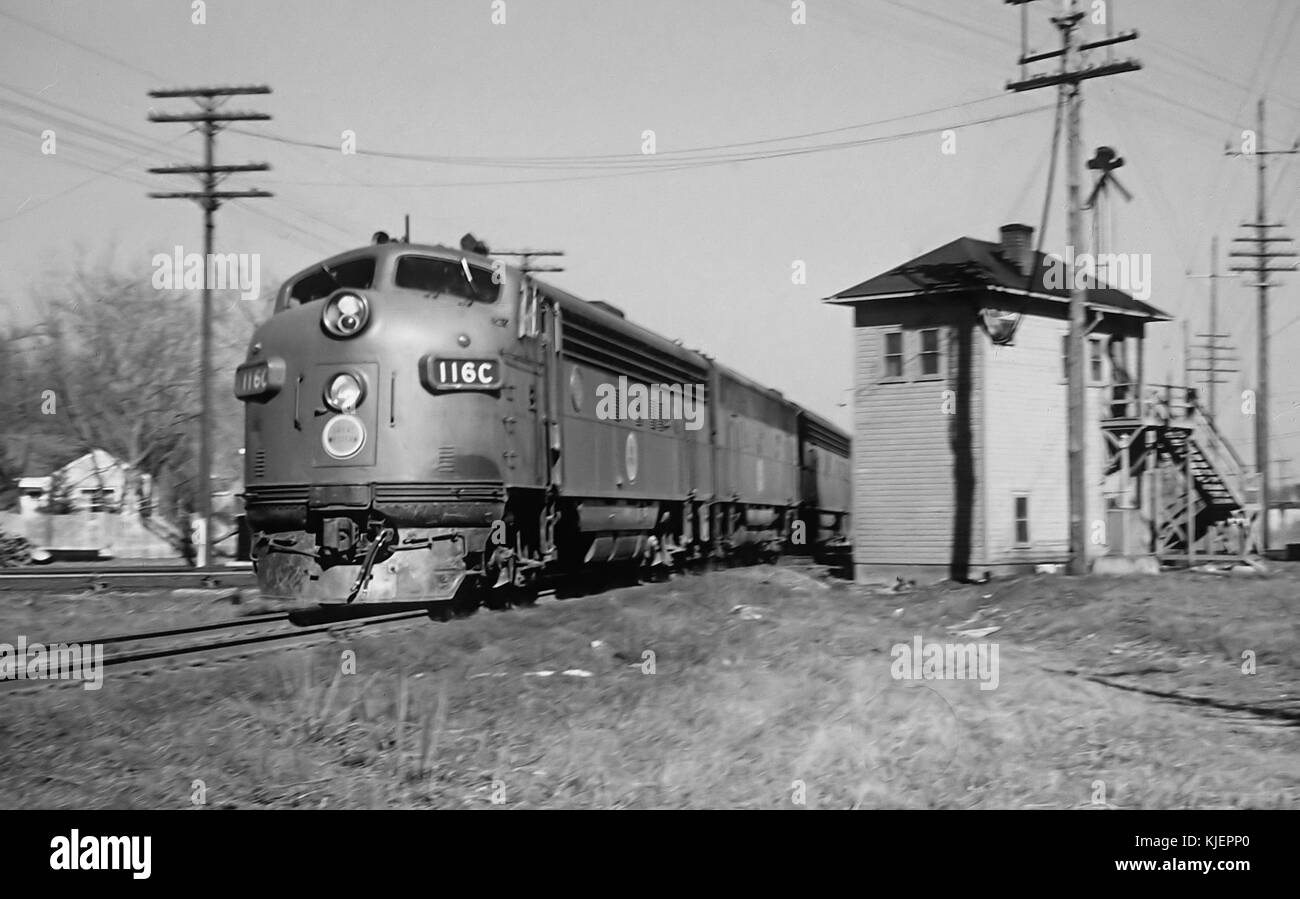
[
  {"xmin": 1006, "ymin": 0, "xmax": 1140, "ymax": 575},
  {"xmin": 1187, "ymin": 236, "xmax": 1238, "ymax": 420},
  {"xmin": 1227, "ymin": 99, "xmax": 1298, "ymax": 556},
  {"xmin": 148, "ymin": 86, "xmax": 273, "ymax": 568}
]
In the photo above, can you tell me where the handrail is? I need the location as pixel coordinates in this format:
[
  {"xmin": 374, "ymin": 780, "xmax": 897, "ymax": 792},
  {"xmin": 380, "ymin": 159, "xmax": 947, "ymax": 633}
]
[
  {"xmin": 1100, "ymin": 382, "xmax": 1255, "ymax": 508},
  {"xmin": 1193, "ymin": 407, "xmax": 1247, "ymax": 472},
  {"xmin": 1187, "ymin": 405, "xmax": 1251, "ymax": 508}
]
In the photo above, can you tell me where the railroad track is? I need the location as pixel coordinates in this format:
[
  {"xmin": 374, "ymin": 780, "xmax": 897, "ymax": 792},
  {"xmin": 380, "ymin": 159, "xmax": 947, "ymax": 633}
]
[
  {"xmin": 0, "ymin": 565, "xmax": 256, "ymax": 593},
  {"xmin": 2, "ymin": 557, "xmax": 848, "ymax": 690},
  {"xmin": 1, "ymin": 606, "xmax": 435, "ymax": 692}
]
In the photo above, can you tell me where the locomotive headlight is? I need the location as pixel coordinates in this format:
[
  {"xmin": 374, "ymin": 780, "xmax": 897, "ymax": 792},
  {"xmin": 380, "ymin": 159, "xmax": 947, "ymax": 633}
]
[
  {"xmin": 322, "ymin": 292, "xmax": 370, "ymax": 338},
  {"xmin": 325, "ymin": 372, "xmax": 365, "ymax": 412}
]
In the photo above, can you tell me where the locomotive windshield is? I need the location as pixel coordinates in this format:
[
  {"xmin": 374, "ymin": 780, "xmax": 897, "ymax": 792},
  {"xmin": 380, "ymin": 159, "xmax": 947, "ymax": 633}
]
[
  {"xmin": 288, "ymin": 256, "xmax": 376, "ymax": 305},
  {"xmin": 394, "ymin": 255, "xmax": 499, "ymax": 303}
]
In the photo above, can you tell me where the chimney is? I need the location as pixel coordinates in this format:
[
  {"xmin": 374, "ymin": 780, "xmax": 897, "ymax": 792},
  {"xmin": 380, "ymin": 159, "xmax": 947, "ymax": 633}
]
[{"xmin": 999, "ymin": 223, "xmax": 1035, "ymax": 276}]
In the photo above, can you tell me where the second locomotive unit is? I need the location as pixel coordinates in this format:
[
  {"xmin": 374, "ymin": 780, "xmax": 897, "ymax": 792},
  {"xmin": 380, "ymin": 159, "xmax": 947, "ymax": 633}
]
[{"xmin": 235, "ymin": 234, "xmax": 850, "ymax": 607}]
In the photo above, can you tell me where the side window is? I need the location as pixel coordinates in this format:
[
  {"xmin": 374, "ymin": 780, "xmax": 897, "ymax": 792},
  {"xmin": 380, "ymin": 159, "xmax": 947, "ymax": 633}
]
[
  {"xmin": 919, "ymin": 328, "xmax": 941, "ymax": 376},
  {"xmin": 884, "ymin": 331, "xmax": 903, "ymax": 379},
  {"xmin": 518, "ymin": 282, "xmax": 540, "ymax": 338},
  {"xmin": 1089, "ymin": 337, "xmax": 1105, "ymax": 384},
  {"xmin": 1014, "ymin": 494, "xmax": 1030, "ymax": 545}
]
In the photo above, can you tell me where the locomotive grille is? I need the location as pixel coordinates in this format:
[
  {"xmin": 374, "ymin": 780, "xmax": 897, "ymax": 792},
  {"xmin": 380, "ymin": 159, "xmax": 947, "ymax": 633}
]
[
  {"xmin": 253, "ymin": 450, "xmax": 267, "ymax": 478},
  {"xmin": 563, "ymin": 312, "xmax": 709, "ymax": 397},
  {"xmin": 244, "ymin": 484, "xmax": 309, "ymax": 505},
  {"xmin": 436, "ymin": 445, "xmax": 456, "ymax": 473},
  {"xmin": 373, "ymin": 483, "xmax": 504, "ymax": 504}
]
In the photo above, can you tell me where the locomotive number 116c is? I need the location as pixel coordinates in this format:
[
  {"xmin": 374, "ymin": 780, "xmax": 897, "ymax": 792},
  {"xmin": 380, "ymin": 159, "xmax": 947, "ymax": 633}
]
[{"xmin": 431, "ymin": 358, "xmax": 501, "ymax": 390}]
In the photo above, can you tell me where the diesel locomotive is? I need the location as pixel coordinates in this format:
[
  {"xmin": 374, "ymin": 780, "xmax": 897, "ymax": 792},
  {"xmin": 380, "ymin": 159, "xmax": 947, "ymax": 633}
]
[{"xmin": 235, "ymin": 234, "xmax": 850, "ymax": 608}]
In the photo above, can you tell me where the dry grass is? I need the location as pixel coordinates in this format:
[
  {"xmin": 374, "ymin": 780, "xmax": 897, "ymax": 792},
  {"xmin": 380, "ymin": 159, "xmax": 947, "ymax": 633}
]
[{"xmin": 0, "ymin": 565, "xmax": 1297, "ymax": 809}]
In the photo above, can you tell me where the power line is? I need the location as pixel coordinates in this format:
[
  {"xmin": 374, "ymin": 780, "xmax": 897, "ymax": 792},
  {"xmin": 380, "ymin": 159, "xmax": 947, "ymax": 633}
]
[
  {"xmin": 236, "ymin": 93, "xmax": 1029, "ymax": 171},
  {"xmin": 250, "ymin": 105, "xmax": 1053, "ymax": 191},
  {"xmin": 0, "ymin": 8, "xmax": 167, "ymax": 82},
  {"xmin": 1187, "ymin": 237, "xmax": 1239, "ymax": 420}
]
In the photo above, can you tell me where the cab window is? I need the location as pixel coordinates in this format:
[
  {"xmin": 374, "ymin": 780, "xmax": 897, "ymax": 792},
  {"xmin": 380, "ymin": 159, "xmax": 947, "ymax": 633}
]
[
  {"xmin": 394, "ymin": 255, "xmax": 499, "ymax": 303},
  {"xmin": 288, "ymin": 257, "xmax": 376, "ymax": 305}
]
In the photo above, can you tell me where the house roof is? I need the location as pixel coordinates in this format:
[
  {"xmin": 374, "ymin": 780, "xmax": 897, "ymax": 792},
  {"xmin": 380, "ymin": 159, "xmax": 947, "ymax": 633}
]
[
  {"xmin": 6, "ymin": 435, "xmax": 123, "ymax": 482},
  {"xmin": 825, "ymin": 235, "xmax": 1171, "ymax": 321}
]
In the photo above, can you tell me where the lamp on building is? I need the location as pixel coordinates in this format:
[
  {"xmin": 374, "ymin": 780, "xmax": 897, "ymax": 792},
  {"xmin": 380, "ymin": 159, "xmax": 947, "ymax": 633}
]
[{"xmin": 979, "ymin": 307, "xmax": 1020, "ymax": 345}]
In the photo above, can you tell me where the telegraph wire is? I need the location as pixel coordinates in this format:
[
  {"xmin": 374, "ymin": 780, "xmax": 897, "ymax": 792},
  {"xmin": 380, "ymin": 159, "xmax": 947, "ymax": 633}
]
[
  {"xmin": 254, "ymin": 104, "xmax": 1054, "ymax": 189},
  {"xmin": 235, "ymin": 94, "xmax": 1027, "ymax": 170},
  {"xmin": 0, "ymin": 8, "xmax": 168, "ymax": 82}
]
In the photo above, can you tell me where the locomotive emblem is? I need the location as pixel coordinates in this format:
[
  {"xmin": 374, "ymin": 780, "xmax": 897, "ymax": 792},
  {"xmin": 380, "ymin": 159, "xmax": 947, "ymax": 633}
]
[{"xmin": 321, "ymin": 414, "xmax": 366, "ymax": 459}]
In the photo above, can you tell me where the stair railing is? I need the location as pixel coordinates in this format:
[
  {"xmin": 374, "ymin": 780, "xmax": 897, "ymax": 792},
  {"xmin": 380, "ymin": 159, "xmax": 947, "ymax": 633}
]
[{"xmin": 1186, "ymin": 404, "xmax": 1251, "ymax": 508}]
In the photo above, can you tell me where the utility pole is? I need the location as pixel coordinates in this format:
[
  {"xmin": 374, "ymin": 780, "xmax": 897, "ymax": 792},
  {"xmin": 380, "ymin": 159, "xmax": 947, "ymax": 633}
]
[
  {"xmin": 1227, "ymin": 99, "xmax": 1298, "ymax": 557},
  {"xmin": 148, "ymin": 86, "xmax": 273, "ymax": 568},
  {"xmin": 1187, "ymin": 237, "xmax": 1238, "ymax": 421},
  {"xmin": 1006, "ymin": 0, "xmax": 1140, "ymax": 575}
]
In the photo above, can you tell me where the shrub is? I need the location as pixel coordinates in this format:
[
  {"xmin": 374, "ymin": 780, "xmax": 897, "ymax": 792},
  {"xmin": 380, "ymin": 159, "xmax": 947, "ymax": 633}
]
[{"xmin": 0, "ymin": 529, "xmax": 32, "ymax": 567}]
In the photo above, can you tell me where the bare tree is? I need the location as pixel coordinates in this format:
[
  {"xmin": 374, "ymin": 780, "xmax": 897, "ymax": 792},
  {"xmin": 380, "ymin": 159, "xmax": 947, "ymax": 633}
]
[{"xmin": 18, "ymin": 258, "xmax": 274, "ymax": 550}]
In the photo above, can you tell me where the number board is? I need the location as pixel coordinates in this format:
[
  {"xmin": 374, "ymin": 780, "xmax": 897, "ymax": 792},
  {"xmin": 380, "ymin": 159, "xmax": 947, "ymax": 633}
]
[
  {"xmin": 422, "ymin": 357, "xmax": 502, "ymax": 392},
  {"xmin": 234, "ymin": 358, "xmax": 286, "ymax": 401}
]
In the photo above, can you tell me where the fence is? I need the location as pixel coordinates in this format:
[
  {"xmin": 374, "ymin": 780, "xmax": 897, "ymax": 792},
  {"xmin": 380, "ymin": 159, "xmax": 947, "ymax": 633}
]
[{"xmin": 0, "ymin": 511, "xmax": 180, "ymax": 560}]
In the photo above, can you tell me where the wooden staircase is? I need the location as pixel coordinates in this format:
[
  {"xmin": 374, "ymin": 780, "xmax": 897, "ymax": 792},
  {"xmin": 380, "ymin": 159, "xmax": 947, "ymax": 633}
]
[{"xmin": 1102, "ymin": 385, "xmax": 1257, "ymax": 563}]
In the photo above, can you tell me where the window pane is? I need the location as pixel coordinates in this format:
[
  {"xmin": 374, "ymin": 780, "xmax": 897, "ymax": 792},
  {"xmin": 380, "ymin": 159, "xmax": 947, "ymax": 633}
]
[
  {"xmin": 920, "ymin": 329, "xmax": 940, "ymax": 375},
  {"xmin": 395, "ymin": 256, "xmax": 499, "ymax": 303},
  {"xmin": 884, "ymin": 332, "xmax": 903, "ymax": 378},
  {"xmin": 289, "ymin": 257, "xmax": 376, "ymax": 305},
  {"xmin": 1014, "ymin": 496, "xmax": 1029, "ymax": 543}
]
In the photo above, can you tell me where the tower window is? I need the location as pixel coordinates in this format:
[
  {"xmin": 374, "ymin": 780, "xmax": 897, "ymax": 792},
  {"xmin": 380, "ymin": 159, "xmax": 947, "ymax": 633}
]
[
  {"xmin": 884, "ymin": 331, "xmax": 903, "ymax": 378},
  {"xmin": 1089, "ymin": 338, "xmax": 1105, "ymax": 383},
  {"xmin": 919, "ymin": 328, "xmax": 941, "ymax": 376},
  {"xmin": 1014, "ymin": 495, "xmax": 1030, "ymax": 545}
]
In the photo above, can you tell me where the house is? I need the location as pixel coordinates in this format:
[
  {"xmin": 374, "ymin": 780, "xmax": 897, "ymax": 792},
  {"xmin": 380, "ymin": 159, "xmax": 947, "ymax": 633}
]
[
  {"xmin": 16, "ymin": 448, "xmax": 150, "ymax": 515},
  {"xmin": 1, "ymin": 444, "xmax": 178, "ymax": 560},
  {"xmin": 826, "ymin": 222, "xmax": 1195, "ymax": 583}
]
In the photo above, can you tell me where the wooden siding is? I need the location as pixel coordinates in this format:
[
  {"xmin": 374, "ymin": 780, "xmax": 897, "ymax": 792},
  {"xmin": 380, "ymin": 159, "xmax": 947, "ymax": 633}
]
[
  {"xmin": 982, "ymin": 315, "xmax": 1113, "ymax": 566},
  {"xmin": 851, "ymin": 300, "xmax": 983, "ymax": 578}
]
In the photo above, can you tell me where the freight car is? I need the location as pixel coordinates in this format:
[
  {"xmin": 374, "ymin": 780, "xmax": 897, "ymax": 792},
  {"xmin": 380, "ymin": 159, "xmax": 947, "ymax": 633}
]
[{"xmin": 235, "ymin": 234, "xmax": 849, "ymax": 608}]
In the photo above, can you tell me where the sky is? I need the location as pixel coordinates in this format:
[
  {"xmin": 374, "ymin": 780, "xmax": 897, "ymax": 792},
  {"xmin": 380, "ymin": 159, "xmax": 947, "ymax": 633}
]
[{"xmin": 1, "ymin": 0, "xmax": 1298, "ymax": 480}]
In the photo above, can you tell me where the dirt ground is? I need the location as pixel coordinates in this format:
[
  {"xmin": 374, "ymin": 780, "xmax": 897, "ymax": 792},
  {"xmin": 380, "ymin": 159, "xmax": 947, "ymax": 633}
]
[{"xmin": 0, "ymin": 563, "xmax": 1296, "ymax": 809}]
